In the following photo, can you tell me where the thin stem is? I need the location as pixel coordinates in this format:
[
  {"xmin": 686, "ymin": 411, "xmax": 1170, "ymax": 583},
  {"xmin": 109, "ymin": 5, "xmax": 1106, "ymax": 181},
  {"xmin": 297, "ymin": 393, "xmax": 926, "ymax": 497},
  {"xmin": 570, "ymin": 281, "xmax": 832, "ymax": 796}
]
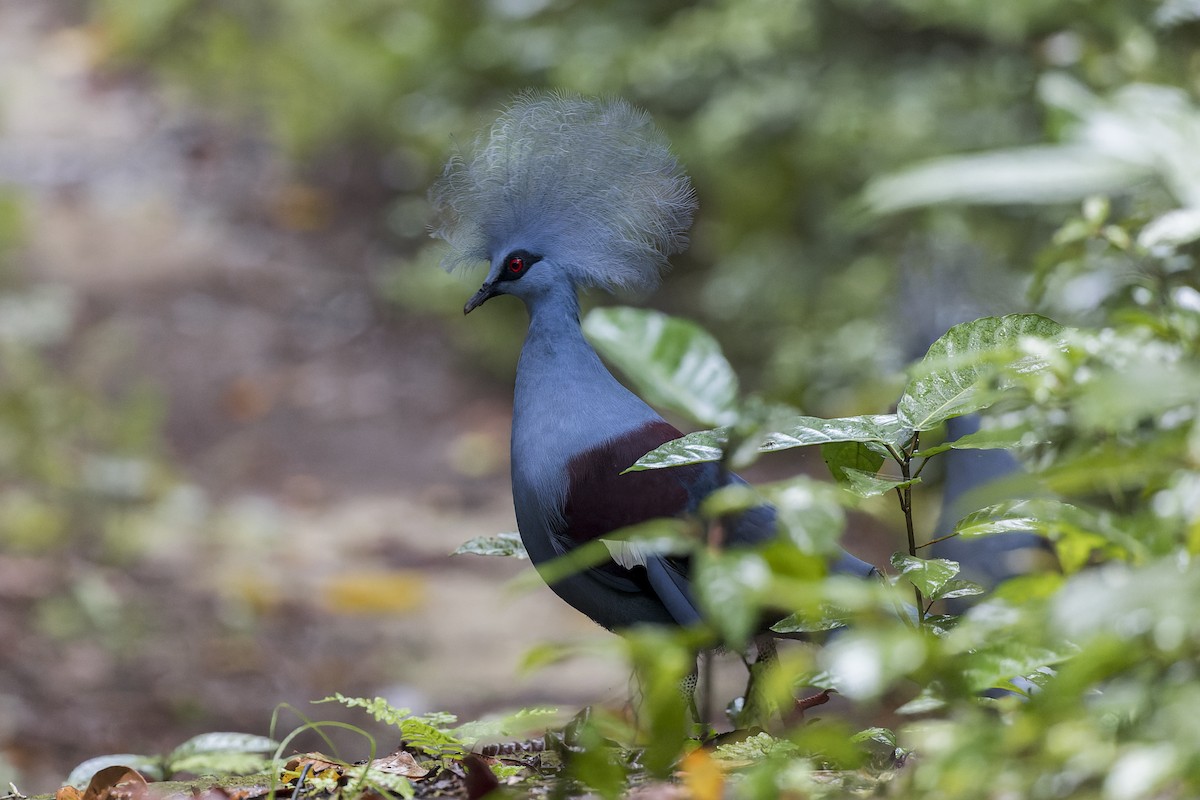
[
  {"xmin": 912, "ymin": 454, "xmax": 931, "ymax": 480},
  {"xmin": 894, "ymin": 433, "xmax": 924, "ymax": 623},
  {"xmin": 915, "ymin": 530, "xmax": 961, "ymax": 550}
]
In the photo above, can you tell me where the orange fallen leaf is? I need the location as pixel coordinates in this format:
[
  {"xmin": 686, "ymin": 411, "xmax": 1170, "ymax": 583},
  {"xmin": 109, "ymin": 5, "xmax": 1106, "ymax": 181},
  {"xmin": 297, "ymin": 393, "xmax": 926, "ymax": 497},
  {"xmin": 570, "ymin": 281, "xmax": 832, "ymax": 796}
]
[
  {"xmin": 321, "ymin": 571, "xmax": 425, "ymax": 614},
  {"xmin": 679, "ymin": 748, "xmax": 724, "ymax": 800}
]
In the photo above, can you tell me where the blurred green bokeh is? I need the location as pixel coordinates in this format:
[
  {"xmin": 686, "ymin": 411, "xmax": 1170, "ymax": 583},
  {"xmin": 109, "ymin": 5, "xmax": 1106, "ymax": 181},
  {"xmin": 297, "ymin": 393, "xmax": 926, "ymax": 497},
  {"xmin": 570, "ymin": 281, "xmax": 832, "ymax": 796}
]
[{"xmin": 86, "ymin": 0, "xmax": 1199, "ymax": 409}]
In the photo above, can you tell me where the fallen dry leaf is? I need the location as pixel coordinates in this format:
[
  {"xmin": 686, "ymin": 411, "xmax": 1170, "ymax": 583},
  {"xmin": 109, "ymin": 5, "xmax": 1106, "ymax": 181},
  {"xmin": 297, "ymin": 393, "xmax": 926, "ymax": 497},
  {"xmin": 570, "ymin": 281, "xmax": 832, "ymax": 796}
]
[
  {"xmin": 80, "ymin": 766, "xmax": 149, "ymax": 800},
  {"xmin": 678, "ymin": 748, "xmax": 724, "ymax": 800},
  {"xmin": 369, "ymin": 749, "xmax": 429, "ymax": 779},
  {"xmin": 283, "ymin": 753, "xmax": 342, "ymax": 776},
  {"xmin": 460, "ymin": 753, "xmax": 499, "ymax": 800},
  {"xmin": 320, "ymin": 571, "xmax": 425, "ymax": 614}
]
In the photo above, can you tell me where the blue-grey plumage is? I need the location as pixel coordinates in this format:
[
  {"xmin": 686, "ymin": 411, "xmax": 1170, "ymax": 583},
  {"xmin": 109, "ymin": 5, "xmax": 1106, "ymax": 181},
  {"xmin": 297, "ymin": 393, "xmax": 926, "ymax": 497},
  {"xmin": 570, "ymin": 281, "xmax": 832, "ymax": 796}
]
[{"xmin": 430, "ymin": 92, "xmax": 876, "ymax": 635}]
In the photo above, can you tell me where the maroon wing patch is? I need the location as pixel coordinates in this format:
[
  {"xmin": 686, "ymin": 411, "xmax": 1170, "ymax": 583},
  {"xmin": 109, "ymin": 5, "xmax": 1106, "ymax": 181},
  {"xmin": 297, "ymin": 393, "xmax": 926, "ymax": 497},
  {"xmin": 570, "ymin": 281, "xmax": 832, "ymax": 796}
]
[{"xmin": 561, "ymin": 420, "xmax": 704, "ymax": 543}]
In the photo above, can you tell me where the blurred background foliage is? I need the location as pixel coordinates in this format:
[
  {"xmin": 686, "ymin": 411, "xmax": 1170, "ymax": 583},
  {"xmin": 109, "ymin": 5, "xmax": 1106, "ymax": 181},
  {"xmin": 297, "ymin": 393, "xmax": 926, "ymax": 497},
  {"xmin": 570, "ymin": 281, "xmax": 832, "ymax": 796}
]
[
  {"xmin": 88, "ymin": 0, "xmax": 1198, "ymax": 408},
  {"xmin": 2, "ymin": 0, "xmax": 1200, "ymax": 794}
]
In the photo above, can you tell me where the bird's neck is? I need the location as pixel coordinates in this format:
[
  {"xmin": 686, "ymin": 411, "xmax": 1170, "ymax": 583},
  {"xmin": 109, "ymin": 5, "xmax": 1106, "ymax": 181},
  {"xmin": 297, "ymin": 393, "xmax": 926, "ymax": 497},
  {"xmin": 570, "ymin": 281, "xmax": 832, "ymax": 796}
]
[
  {"xmin": 516, "ymin": 285, "xmax": 648, "ymax": 420},
  {"xmin": 511, "ymin": 284, "xmax": 660, "ymax": 528},
  {"xmin": 516, "ymin": 286, "xmax": 643, "ymax": 420},
  {"xmin": 522, "ymin": 282, "xmax": 586, "ymax": 348}
]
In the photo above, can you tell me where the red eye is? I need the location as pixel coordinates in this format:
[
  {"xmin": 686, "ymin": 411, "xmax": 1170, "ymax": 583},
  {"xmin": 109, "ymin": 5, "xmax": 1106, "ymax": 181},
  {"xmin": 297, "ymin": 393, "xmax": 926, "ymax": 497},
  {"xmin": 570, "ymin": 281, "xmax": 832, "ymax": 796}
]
[{"xmin": 507, "ymin": 256, "xmax": 525, "ymax": 274}]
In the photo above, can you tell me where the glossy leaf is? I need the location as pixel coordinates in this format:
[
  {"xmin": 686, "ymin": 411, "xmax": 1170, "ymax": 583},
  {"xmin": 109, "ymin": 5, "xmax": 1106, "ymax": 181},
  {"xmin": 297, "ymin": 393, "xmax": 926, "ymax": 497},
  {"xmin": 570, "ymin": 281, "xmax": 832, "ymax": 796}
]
[
  {"xmin": 167, "ymin": 732, "xmax": 278, "ymax": 777},
  {"xmin": 898, "ymin": 314, "xmax": 1064, "ymax": 431},
  {"xmin": 626, "ymin": 427, "xmax": 728, "ymax": 472},
  {"xmin": 583, "ymin": 306, "xmax": 738, "ymax": 427},
  {"xmin": 839, "ymin": 469, "xmax": 920, "ymax": 498},
  {"xmin": 822, "ymin": 440, "xmax": 885, "ymax": 485},
  {"xmin": 770, "ymin": 604, "xmax": 849, "ymax": 634},
  {"xmin": 889, "ymin": 553, "xmax": 961, "ymax": 599},
  {"xmin": 169, "ymin": 752, "xmax": 274, "ymax": 778},
  {"xmin": 168, "ymin": 732, "xmax": 278, "ymax": 758},
  {"xmin": 935, "ymin": 579, "xmax": 985, "ymax": 601},
  {"xmin": 961, "ymin": 643, "xmax": 1075, "ymax": 694},
  {"xmin": 913, "ymin": 425, "xmax": 1038, "ymax": 458},
  {"xmin": 629, "ymin": 413, "xmax": 912, "ymax": 472}
]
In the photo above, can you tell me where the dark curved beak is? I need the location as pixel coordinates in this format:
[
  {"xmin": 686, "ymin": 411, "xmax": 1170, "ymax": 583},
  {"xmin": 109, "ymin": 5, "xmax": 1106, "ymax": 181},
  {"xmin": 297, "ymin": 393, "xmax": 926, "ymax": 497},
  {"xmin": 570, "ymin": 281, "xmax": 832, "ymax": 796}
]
[{"xmin": 463, "ymin": 281, "xmax": 498, "ymax": 315}]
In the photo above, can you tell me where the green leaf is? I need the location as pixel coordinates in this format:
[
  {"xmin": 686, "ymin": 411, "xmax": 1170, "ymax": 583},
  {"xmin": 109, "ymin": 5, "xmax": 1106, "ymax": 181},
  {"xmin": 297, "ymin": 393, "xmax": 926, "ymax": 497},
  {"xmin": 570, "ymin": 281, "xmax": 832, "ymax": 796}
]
[
  {"xmin": 346, "ymin": 767, "xmax": 415, "ymax": 800},
  {"xmin": 762, "ymin": 477, "xmax": 848, "ymax": 557},
  {"xmin": 169, "ymin": 752, "xmax": 272, "ymax": 778},
  {"xmin": 319, "ymin": 694, "xmax": 461, "ymax": 757},
  {"xmin": 451, "ymin": 707, "xmax": 563, "ymax": 744},
  {"xmin": 758, "ymin": 413, "xmax": 911, "ymax": 450},
  {"xmin": 898, "ymin": 315, "xmax": 1064, "ymax": 431},
  {"xmin": 913, "ymin": 425, "xmax": 1038, "ymax": 458},
  {"xmin": 865, "ymin": 145, "xmax": 1150, "ymax": 213},
  {"xmin": 626, "ymin": 427, "xmax": 727, "ymax": 472},
  {"xmin": 770, "ymin": 604, "xmax": 849, "ymax": 634},
  {"xmin": 712, "ymin": 732, "xmax": 801, "ymax": 764},
  {"xmin": 621, "ymin": 630, "xmax": 697, "ymax": 775},
  {"xmin": 822, "ymin": 440, "xmax": 885, "ymax": 485},
  {"xmin": 698, "ymin": 482, "xmax": 763, "ymax": 518},
  {"xmin": 961, "ymin": 643, "xmax": 1075, "ymax": 694},
  {"xmin": 399, "ymin": 718, "xmax": 467, "ymax": 759},
  {"xmin": 895, "ymin": 684, "xmax": 947, "ymax": 715},
  {"xmin": 533, "ymin": 518, "xmax": 696, "ymax": 586},
  {"xmin": 583, "ymin": 306, "xmax": 738, "ymax": 426},
  {"xmin": 954, "ymin": 502, "xmax": 1044, "ymax": 538},
  {"xmin": 452, "ymin": 532, "xmax": 528, "ymax": 559},
  {"xmin": 696, "ymin": 549, "xmax": 771, "ymax": 648},
  {"xmin": 166, "ymin": 732, "xmax": 279, "ymax": 777},
  {"xmin": 890, "ymin": 553, "xmax": 961, "ymax": 598},
  {"xmin": 955, "ymin": 499, "xmax": 1143, "ymax": 574},
  {"xmin": 839, "ymin": 469, "xmax": 920, "ymax": 498},
  {"xmin": 935, "ymin": 579, "xmax": 985, "ymax": 601},
  {"xmin": 629, "ymin": 413, "xmax": 911, "ymax": 472},
  {"xmin": 1138, "ymin": 207, "xmax": 1200, "ymax": 251},
  {"xmin": 168, "ymin": 732, "xmax": 278, "ymax": 760},
  {"xmin": 819, "ymin": 627, "xmax": 928, "ymax": 700}
]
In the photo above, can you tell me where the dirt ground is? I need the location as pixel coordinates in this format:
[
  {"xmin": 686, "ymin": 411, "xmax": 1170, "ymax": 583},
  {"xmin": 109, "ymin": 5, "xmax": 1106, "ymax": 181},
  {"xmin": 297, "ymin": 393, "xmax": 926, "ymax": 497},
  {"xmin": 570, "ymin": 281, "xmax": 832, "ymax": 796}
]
[{"xmin": 0, "ymin": 4, "xmax": 634, "ymax": 792}]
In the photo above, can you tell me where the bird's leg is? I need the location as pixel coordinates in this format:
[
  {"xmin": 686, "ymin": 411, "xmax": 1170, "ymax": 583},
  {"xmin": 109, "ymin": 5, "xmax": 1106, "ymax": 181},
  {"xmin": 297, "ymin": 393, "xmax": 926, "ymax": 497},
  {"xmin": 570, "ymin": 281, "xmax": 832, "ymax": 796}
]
[
  {"xmin": 732, "ymin": 636, "xmax": 780, "ymax": 729},
  {"xmin": 698, "ymin": 649, "xmax": 713, "ymax": 727},
  {"xmin": 679, "ymin": 667, "xmax": 700, "ymax": 726}
]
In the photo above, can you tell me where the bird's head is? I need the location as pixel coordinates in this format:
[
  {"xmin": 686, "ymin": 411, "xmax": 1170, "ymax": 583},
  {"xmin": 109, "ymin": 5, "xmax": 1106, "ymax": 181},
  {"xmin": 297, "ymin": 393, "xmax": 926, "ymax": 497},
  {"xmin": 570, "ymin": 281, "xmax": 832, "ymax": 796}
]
[
  {"xmin": 429, "ymin": 92, "xmax": 697, "ymax": 314},
  {"xmin": 461, "ymin": 248, "xmax": 548, "ymax": 314}
]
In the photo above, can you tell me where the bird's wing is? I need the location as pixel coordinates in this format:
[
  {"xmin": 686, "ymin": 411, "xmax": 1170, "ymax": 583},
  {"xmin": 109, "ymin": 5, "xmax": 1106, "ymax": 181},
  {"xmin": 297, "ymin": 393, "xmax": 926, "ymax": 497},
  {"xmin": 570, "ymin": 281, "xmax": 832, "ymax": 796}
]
[
  {"xmin": 560, "ymin": 419, "xmax": 703, "ymax": 546},
  {"xmin": 556, "ymin": 418, "xmax": 876, "ymax": 621}
]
